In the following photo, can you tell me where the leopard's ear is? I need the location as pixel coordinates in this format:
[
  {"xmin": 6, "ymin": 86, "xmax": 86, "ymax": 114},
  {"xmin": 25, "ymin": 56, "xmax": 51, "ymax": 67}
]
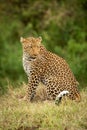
[
  {"xmin": 20, "ymin": 37, "xmax": 24, "ymax": 43},
  {"xmin": 38, "ymin": 36, "xmax": 42, "ymax": 42}
]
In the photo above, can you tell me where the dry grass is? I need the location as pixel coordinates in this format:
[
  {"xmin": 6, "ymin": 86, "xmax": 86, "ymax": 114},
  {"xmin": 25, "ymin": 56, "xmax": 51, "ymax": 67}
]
[{"xmin": 0, "ymin": 83, "xmax": 87, "ymax": 130}]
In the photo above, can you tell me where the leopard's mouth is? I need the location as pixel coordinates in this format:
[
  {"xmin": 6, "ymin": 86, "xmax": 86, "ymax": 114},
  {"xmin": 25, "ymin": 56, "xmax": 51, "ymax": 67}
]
[{"xmin": 29, "ymin": 56, "xmax": 37, "ymax": 60}]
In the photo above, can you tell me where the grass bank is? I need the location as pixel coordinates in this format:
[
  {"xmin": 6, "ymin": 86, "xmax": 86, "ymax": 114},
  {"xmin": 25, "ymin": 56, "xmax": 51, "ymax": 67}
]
[{"xmin": 0, "ymin": 84, "xmax": 87, "ymax": 130}]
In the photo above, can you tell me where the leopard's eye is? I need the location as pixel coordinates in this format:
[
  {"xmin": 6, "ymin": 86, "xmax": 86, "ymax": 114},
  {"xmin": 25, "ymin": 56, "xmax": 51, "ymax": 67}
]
[{"xmin": 29, "ymin": 45, "xmax": 32, "ymax": 48}]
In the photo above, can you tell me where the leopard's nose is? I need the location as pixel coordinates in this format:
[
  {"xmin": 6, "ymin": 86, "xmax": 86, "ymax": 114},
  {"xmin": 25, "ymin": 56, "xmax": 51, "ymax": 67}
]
[{"xmin": 33, "ymin": 54, "xmax": 37, "ymax": 57}]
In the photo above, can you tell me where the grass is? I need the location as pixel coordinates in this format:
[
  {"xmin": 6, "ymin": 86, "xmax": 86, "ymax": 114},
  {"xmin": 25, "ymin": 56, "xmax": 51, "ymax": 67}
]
[{"xmin": 0, "ymin": 83, "xmax": 87, "ymax": 130}]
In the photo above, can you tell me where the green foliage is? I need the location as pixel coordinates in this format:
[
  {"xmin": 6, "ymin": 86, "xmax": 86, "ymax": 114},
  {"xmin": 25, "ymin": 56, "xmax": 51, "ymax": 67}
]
[
  {"xmin": 0, "ymin": 0, "xmax": 87, "ymax": 93},
  {"xmin": 66, "ymin": 40, "xmax": 87, "ymax": 82},
  {"xmin": 0, "ymin": 22, "xmax": 26, "ymax": 94}
]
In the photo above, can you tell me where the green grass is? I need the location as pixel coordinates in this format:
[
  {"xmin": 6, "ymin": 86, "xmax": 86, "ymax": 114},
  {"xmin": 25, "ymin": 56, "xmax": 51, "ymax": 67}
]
[{"xmin": 0, "ymin": 83, "xmax": 87, "ymax": 130}]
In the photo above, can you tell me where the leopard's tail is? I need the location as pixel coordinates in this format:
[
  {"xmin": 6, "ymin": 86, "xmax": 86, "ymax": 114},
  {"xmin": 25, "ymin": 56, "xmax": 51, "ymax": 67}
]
[
  {"xmin": 55, "ymin": 90, "xmax": 81, "ymax": 105},
  {"xmin": 55, "ymin": 90, "xmax": 69, "ymax": 105}
]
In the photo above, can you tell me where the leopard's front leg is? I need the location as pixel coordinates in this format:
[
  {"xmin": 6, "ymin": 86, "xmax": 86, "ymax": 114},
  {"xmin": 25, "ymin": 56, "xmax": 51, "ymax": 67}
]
[{"xmin": 26, "ymin": 74, "xmax": 39, "ymax": 101}]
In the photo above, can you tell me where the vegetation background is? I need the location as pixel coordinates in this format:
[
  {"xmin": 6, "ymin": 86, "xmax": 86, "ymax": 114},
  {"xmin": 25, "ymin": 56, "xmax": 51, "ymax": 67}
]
[
  {"xmin": 0, "ymin": 0, "xmax": 87, "ymax": 94},
  {"xmin": 0, "ymin": 1, "xmax": 87, "ymax": 130}
]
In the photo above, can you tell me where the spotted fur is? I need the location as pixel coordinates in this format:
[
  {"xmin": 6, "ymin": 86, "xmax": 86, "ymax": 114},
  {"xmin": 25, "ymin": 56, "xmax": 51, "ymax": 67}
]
[{"xmin": 20, "ymin": 36, "xmax": 81, "ymax": 102}]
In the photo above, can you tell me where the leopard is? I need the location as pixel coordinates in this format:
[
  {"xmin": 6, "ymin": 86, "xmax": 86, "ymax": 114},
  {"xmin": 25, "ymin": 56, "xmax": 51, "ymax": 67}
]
[{"xmin": 20, "ymin": 36, "xmax": 81, "ymax": 102}]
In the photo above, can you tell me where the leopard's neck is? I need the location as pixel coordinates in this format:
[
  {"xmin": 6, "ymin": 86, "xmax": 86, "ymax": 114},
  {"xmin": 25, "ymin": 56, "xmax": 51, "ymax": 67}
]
[{"xmin": 22, "ymin": 53, "xmax": 33, "ymax": 76}]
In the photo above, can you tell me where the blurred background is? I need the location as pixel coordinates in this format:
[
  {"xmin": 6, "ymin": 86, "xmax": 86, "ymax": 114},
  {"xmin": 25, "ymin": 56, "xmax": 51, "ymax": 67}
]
[{"xmin": 0, "ymin": 0, "xmax": 87, "ymax": 94}]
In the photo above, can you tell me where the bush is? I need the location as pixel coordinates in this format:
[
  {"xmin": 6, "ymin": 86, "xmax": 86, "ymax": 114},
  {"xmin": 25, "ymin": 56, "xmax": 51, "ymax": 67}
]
[
  {"xmin": 66, "ymin": 39, "xmax": 87, "ymax": 83},
  {"xmin": 0, "ymin": 0, "xmax": 87, "ymax": 94}
]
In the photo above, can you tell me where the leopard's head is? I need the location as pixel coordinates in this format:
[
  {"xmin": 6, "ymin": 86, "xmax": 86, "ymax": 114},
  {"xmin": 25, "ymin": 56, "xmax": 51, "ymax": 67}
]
[{"xmin": 20, "ymin": 36, "xmax": 42, "ymax": 59}]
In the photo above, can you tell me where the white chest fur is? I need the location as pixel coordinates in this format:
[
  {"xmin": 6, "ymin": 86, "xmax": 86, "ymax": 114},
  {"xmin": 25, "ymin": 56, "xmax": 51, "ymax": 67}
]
[{"xmin": 23, "ymin": 54, "xmax": 31, "ymax": 76}]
